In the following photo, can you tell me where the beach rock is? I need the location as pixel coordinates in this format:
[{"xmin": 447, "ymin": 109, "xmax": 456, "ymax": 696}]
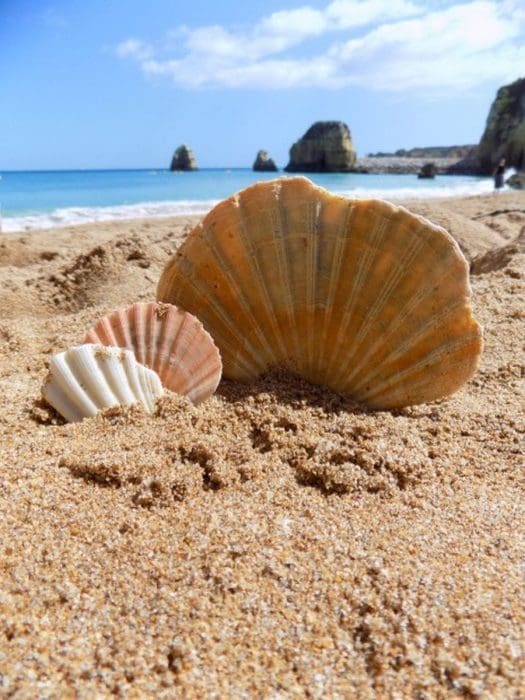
[
  {"xmin": 506, "ymin": 172, "xmax": 525, "ymax": 189},
  {"xmin": 285, "ymin": 121, "xmax": 357, "ymax": 172},
  {"xmin": 470, "ymin": 228, "xmax": 525, "ymax": 275},
  {"xmin": 417, "ymin": 162, "xmax": 437, "ymax": 179},
  {"xmin": 476, "ymin": 77, "xmax": 525, "ymax": 174},
  {"xmin": 170, "ymin": 145, "xmax": 198, "ymax": 171},
  {"xmin": 253, "ymin": 150, "xmax": 278, "ymax": 172}
]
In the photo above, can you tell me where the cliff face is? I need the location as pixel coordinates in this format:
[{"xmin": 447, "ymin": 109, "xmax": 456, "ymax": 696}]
[
  {"xmin": 285, "ymin": 121, "xmax": 357, "ymax": 172},
  {"xmin": 477, "ymin": 78, "xmax": 525, "ymax": 174},
  {"xmin": 170, "ymin": 145, "xmax": 198, "ymax": 171}
]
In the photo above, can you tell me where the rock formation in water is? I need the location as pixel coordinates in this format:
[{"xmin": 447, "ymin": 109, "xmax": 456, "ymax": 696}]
[
  {"xmin": 253, "ymin": 150, "xmax": 278, "ymax": 172},
  {"xmin": 170, "ymin": 145, "xmax": 198, "ymax": 171},
  {"xmin": 476, "ymin": 78, "xmax": 525, "ymax": 174},
  {"xmin": 417, "ymin": 162, "xmax": 437, "ymax": 179},
  {"xmin": 506, "ymin": 172, "xmax": 525, "ymax": 189},
  {"xmin": 285, "ymin": 121, "xmax": 357, "ymax": 172}
]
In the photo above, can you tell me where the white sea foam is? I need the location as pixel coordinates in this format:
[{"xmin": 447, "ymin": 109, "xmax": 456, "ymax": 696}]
[
  {"xmin": 338, "ymin": 177, "xmax": 495, "ymax": 202},
  {"xmin": 1, "ymin": 199, "xmax": 219, "ymax": 233},
  {"xmin": 0, "ymin": 176, "xmax": 497, "ymax": 233}
]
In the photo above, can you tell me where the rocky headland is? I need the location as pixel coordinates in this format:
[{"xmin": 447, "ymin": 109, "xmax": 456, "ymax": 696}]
[
  {"xmin": 368, "ymin": 145, "xmax": 476, "ymax": 159},
  {"xmin": 361, "ymin": 145, "xmax": 477, "ymax": 175},
  {"xmin": 355, "ymin": 156, "xmax": 461, "ymax": 175},
  {"xmin": 450, "ymin": 77, "xmax": 525, "ymax": 175},
  {"xmin": 477, "ymin": 77, "xmax": 525, "ymax": 174}
]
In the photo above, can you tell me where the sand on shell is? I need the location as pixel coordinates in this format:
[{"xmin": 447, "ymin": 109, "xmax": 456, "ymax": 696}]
[{"xmin": 0, "ymin": 192, "xmax": 524, "ymax": 697}]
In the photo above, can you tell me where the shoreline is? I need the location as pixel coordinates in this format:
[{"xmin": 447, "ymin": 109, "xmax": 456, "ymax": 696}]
[
  {"xmin": 2, "ymin": 191, "xmax": 522, "ymax": 257},
  {"xmin": 0, "ymin": 173, "xmax": 500, "ymax": 233},
  {"xmin": 1, "ymin": 191, "xmax": 524, "ymax": 696}
]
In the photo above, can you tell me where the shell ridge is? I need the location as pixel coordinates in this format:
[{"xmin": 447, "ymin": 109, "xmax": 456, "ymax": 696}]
[
  {"xmin": 341, "ymin": 269, "xmax": 456, "ymax": 388},
  {"xmin": 120, "ymin": 348, "xmax": 149, "ymax": 408},
  {"xmin": 331, "ymin": 223, "xmax": 428, "ymax": 386},
  {"xmin": 183, "ymin": 225, "xmax": 272, "ymax": 376},
  {"xmin": 364, "ymin": 351, "xmax": 481, "ymax": 409},
  {"xmin": 184, "ymin": 366, "xmax": 222, "ymax": 404},
  {"xmin": 176, "ymin": 347, "xmax": 220, "ymax": 390},
  {"xmin": 52, "ymin": 352, "xmax": 97, "ymax": 416},
  {"xmin": 138, "ymin": 363, "xmax": 162, "ymax": 413},
  {"xmin": 118, "ymin": 306, "xmax": 134, "ymax": 350},
  {"xmin": 305, "ymin": 199, "xmax": 321, "ymax": 372},
  {"xmin": 163, "ymin": 308, "xmax": 192, "ymax": 379},
  {"xmin": 131, "ymin": 303, "xmax": 147, "ymax": 365},
  {"xmin": 44, "ymin": 351, "xmax": 98, "ymax": 421},
  {"xmin": 198, "ymin": 226, "xmax": 275, "ymax": 366},
  {"xmin": 359, "ymin": 330, "xmax": 482, "ymax": 404},
  {"xmin": 43, "ymin": 381, "xmax": 84, "ymax": 423},
  {"xmin": 151, "ymin": 305, "xmax": 180, "ymax": 382},
  {"xmin": 148, "ymin": 302, "xmax": 160, "ymax": 369},
  {"xmin": 325, "ymin": 211, "xmax": 392, "ymax": 379},
  {"xmin": 238, "ymin": 198, "xmax": 290, "ymax": 366},
  {"xmin": 70, "ymin": 345, "xmax": 119, "ymax": 410},
  {"xmin": 346, "ymin": 296, "xmax": 469, "ymax": 394},
  {"xmin": 96, "ymin": 347, "xmax": 135, "ymax": 406},
  {"xmin": 315, "ymin": 200, "xmax": 355, "ymax": 378},
  {"xmin": 274, "ymin": 193, "xmax": 302, "ymax": 367},
  {"xmin": 174, "ymin": 272, "xmax": 261, "ymax": 378},
  {"xmin": 349, "ymin": 297, "xmax": 473, "ymax": 393}
]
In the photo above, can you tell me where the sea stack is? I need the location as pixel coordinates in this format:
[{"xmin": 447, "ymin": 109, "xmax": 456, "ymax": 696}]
[
  {"xmin": 170, "ymin": 145, "xmax": 198, "ymax": 171},
  {"xmin": 253, "ymin": 150, "xmax": 278, "ymax": 172},
  {"xmin": 285, "ymin": 121, "xmax": 357, "ymax": 172}
]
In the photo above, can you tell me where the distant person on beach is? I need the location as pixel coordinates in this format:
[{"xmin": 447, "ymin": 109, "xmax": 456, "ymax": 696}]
[{"xmin": 493, "ymin": 158, "xmax": 506, "ymax": 191}]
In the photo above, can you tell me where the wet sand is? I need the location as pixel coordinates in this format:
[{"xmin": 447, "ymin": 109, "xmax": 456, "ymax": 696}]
[{"xmin": 0, "ymin": 192, "xmax": 524, "ymax": 697}]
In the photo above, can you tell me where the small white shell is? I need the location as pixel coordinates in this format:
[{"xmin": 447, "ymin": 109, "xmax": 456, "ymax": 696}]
[{"xmin": 42, "ymin": 344, "xmax": 163, "ymax": 422}]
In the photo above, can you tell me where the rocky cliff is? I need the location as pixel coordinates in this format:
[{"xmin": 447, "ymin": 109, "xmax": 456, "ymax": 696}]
[
  {"xmin": 170, "ymin": 145, "xmax": 198, "ymax": 171},
  {"xmin": 369, "ymin": 145, "xmax": 476, "ymax": 159},
  {"xmin": 253, "ymin": 150, "xmax": 277, "ymax": 172},
  {"xmin": 477, "ymin": 78, "xmax": 525, "ymax": 174},
  {"xmin": 356, "ymin": 157, "xmax": 459, "ymax": 174},
  {"xmin": 285, "ymin": 121, "xmax": 357, "ymax": 172}
]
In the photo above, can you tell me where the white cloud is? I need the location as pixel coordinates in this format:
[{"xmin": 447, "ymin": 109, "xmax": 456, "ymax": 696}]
[
  {"xmin": 116, "ymin": 0, "xmax": 525, "ymax": 92},
  {"xmin": 116, "ymin": 38, "xmax": 153, "ymax": 61}
]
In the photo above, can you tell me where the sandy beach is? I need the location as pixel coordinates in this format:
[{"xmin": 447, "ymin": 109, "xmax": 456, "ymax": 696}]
[{"xmin": 0, "ymin": 191, "xmax": 523, "ymax": 697}]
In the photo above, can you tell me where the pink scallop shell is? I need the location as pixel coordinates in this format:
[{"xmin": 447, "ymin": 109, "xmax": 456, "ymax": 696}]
[{"xmin": 84, "ymin": 302, "xmax": 222, "ymax": 405}]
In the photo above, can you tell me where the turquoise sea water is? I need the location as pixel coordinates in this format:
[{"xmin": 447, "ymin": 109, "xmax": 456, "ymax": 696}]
[{"xmin": 0, "ymin": 168, "xmax": 492, "ymax": 232}]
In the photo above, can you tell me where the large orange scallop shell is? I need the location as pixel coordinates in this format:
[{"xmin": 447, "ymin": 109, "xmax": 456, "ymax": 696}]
[
  {"xmin": 85, "ymin": 302, "xmax": 222, "ymax": 405},
  {"xmin": 156, "ymin": 177, "xmax": 483, "ymax": 409}
]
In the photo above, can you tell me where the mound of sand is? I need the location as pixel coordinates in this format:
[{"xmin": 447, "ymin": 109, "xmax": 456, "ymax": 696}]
[{"xmin": 0, "ymin": 194, "xmax": 523, "ymax": 697}]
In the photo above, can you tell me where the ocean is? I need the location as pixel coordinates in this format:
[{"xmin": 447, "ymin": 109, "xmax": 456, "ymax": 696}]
[{"xmin": 0, "ymin": 168, "xmax": 494, "ymax": 233}]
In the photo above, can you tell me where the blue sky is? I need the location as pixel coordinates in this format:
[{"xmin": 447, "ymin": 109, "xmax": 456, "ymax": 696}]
[{"xmin": 1, "ymin": 0, "xmax": 524, "ymax": 169}]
